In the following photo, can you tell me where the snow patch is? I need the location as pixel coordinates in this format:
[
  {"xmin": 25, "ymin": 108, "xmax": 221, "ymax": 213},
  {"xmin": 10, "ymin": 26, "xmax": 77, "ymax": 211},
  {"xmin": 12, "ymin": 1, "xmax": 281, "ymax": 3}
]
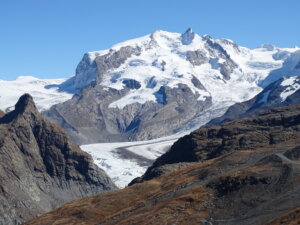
[{"xmin": 280, "ymin": 76, "xmax": 300, "ymax": 101}]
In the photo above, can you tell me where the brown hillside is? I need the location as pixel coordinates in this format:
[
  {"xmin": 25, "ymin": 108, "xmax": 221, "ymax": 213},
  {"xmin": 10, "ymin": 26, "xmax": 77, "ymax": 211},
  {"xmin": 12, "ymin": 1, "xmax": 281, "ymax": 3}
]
[{"xmin": 26, "ymin": 105, "xmax": 300, "ymax": 225}]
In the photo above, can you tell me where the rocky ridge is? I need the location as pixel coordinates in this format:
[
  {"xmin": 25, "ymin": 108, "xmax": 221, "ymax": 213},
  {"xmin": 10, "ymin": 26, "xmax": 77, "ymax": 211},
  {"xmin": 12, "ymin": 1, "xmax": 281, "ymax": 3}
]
[{"xmin": 0, "ymin": 94, "xmax": 117, "ymax": 225}]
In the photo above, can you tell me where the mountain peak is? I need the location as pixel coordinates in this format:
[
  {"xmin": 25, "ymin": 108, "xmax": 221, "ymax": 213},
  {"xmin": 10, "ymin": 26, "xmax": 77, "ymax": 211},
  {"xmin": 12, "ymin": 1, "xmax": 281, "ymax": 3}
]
[
  {"xmin": 0, "ymin": 94, "xmax": 38, "ymax": 123},
  {"xmin": 181, "ymin": 28, "xmax": 195, "ymax": 45},
  {"xmin": 14, "ymin": 93, "xmax": 37, "ymax": 114}
]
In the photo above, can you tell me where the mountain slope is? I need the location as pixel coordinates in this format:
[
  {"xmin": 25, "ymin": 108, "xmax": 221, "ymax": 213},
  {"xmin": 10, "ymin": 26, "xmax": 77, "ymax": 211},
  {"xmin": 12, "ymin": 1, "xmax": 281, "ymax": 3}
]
[
  {"xmin": 208, "ymin": 75, "xmax": 300, "ymax": 126},
  {"xmin": 0, "ymin": 94, "xmax": 116, "ymax": 225},
  {"xmin": 45, "ymin": 29, "xmax": 300, "ymax": 144},
  {"xmin": 26, "ymin": 104, "xmax": 300, "ymax": 225}
]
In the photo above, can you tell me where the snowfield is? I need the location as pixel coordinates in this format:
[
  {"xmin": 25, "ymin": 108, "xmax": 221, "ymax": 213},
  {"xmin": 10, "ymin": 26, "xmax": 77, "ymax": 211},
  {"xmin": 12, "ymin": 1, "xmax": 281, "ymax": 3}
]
[{"xmin": 0, "ymin": 76, "xmax": 73, "ymax": 112}]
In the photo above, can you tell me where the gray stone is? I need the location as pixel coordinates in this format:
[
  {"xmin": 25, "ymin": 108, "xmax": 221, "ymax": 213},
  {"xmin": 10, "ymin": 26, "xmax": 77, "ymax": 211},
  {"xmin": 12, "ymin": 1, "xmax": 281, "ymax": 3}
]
[
  {"xmin": 186, "ymin": 50, "xmax": 208, "ymax": 66},
  {"xmin": 181, "ymin": 28, "xmax": 195, "ymax": 45}
]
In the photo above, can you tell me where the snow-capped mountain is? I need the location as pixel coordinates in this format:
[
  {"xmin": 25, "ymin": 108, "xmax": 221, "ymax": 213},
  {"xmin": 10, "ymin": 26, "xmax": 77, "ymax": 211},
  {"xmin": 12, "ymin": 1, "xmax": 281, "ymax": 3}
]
[
  {"xmin": 0, "ymin": 76, "xmax": 73, "ymax": 112},
  {"xmin": 66, "ymin": 29, "xmax": 299, "ymax": 105},
  {"xmin": 45, "ymin": 28, "xmax": 300, "ymax": 144},
  {"xmin": 208, "ymin": 75, "xmax": 300, "ymax": 126}
]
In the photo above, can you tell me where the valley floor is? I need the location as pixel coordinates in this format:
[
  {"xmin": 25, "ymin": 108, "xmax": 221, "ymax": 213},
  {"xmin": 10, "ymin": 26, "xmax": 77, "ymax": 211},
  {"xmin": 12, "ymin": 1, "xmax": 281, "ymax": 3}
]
[{"xmin": 81, "ymin": 103, "xmax": 230, "ymax": 187}]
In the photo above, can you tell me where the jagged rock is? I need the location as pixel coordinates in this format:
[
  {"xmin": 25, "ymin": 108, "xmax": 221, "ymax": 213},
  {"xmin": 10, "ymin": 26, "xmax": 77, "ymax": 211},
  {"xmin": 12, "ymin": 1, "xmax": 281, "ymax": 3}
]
[
  {"xmin": 204, "ymin": 35, "xmax": 238, "ymax": 80},
  {"xmin": 0, "ymin": 94, "xmax": 117, "ymax": 225},
  {"xmin": 71, "ymin": 46, "xmax": 142, "ymax": 90},
  {"xmin": 181, "ymin": 28, "xmax": 195, "ymax": 45}
]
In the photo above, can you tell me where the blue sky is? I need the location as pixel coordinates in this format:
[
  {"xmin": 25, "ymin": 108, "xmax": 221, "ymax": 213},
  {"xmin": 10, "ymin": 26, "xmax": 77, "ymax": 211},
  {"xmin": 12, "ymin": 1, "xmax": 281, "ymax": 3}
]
[{"xmin": 0, "ymin": 0, "xmax": 299, "ymax": 80}]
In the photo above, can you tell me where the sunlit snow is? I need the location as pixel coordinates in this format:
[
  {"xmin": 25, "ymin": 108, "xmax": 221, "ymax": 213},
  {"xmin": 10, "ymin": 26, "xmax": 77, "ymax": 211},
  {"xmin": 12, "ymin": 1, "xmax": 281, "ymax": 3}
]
[{"xmin": 0, "ymin": 76, "xmax": 73, "ymax": 112}]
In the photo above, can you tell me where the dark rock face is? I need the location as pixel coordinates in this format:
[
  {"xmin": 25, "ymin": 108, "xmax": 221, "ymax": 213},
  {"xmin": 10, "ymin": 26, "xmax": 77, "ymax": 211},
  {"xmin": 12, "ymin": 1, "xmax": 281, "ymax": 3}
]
[
  {"xmin": 45, "ymin": 83, "xmax": 211, "ymax": 144},
  {"xmin": 0, "ymin": 94, "xmax": 117, "ymax": 225},
  {"xmin": 208, "ymin": 76, "xmax": 300, "ymax": 126},
  {"xmin": 27, "ymin": 104, "xmax": 300, "ymax": 225}
]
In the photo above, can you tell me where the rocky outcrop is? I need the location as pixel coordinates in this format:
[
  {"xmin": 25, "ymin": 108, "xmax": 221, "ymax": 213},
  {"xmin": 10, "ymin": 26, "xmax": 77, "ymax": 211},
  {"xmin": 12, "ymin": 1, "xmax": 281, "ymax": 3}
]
[
  {"xmin": 186, "ymin": 35, "xmax": 238, "ymax": 80},
  {"xmin": 181, "ymin": 28, "xmax": 195, "ymax": 45},
  {"xmin": 70, "ymin": 46, "xmax": 142, "ymax": 91},
  {"xmin": 203, "ymin": 35, "xmax": 238, "ymax": 80},
  {"xmin": 0, "ymin": 94, "xmax": 117, "ymax": 225},
  {"xmin": 26, "ymin": 104, "xmax": 300, "ymax": 225},
  {"xmin": 186, "ymin": 49, "xmax": 208, "ymax": 66}
]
